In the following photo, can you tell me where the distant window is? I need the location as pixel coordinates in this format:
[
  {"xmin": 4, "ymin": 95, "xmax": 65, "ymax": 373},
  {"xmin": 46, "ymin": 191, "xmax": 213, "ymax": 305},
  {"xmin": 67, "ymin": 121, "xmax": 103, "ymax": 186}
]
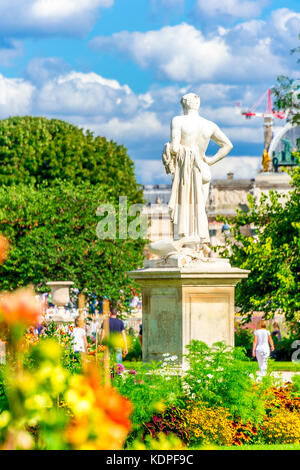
[{"xmin": 209, "ymin": 229, "xmax": 217, "ymax": 237}]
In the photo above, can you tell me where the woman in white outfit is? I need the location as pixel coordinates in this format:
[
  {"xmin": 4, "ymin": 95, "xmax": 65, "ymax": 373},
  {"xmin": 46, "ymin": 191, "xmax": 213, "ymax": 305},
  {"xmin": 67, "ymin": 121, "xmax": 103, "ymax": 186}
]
[
  {"xmin": 71, "ymin": 317, "xmax": 88, "ymax": 354},
  {"xmin": 252, "ymin": 320, "xmax": 274, "ymax": 376}
]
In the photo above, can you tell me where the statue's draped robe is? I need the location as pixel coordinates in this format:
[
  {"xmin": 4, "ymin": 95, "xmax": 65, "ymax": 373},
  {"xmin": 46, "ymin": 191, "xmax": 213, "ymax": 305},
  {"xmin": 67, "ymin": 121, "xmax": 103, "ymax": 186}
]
[{"xmin": 162, "ymin": 142, "xmax": 211, "ymax": 243}]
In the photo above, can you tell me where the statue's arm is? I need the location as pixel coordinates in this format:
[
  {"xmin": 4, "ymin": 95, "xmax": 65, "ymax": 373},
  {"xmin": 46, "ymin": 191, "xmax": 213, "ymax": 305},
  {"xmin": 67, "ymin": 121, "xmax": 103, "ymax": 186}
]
[
  {"xmin": 170, "ymin": 117, "xmax": 181, "ymax": 155},
  {"xmin": 162, "ymin": 117, "xmax": 180, "ymax": 176},
  {"xmin": 204, "ymin": 124, "xmax": 233, "ymax": 166}
]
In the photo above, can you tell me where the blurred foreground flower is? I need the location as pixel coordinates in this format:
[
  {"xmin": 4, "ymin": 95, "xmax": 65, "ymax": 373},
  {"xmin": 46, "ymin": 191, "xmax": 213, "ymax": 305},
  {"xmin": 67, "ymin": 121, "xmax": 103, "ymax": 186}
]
[
  {"xmin": 0, "ymin": 288, "xmax": 41, "ymax": 327},
  {"xmin": 0, "ymin": 235, "xmax": 9, "ymax": 264},
  {"xmin": 65, "ymin": 365, "xmax": 132, "ymax": 450}
]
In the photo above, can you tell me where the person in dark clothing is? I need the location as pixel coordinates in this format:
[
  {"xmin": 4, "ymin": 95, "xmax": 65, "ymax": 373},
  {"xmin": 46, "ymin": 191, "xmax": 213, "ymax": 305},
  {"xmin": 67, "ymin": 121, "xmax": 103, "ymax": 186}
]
[
  {"xmin": 271, "ymin": 322, "xmax": 282, "ymax": 359},
  {"xmin": 99, "ymin": 307, "xmax": 128, "ymax": 362},
  {"xmin": 272, "ymin": 322, "xmax": 282, "ymax": 342},
  {"xmin": 139, "ymin": 323, "xmax": 142, "ymax": 348}
]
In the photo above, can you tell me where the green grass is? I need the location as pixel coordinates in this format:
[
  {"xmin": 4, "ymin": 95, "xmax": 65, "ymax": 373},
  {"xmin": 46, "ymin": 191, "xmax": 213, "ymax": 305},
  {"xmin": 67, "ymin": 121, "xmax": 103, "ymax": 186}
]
[
  {"xmin": 269, "ymin": 361, "xmax": 300, "ymax": 372},
  {"xmin": 246, "ymin": 361, "xmax": 300, "ymax": 373},
  {"xmin": 123, "ymin": 360, "xmax": 300, "ymax": 373}
]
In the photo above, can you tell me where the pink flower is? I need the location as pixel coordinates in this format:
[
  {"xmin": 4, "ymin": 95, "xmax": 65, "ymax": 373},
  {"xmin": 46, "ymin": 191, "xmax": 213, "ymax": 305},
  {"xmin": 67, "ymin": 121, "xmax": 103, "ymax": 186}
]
[{"xmin": 115, "ymin": 363, "xmax": 125, "ymax": 375}]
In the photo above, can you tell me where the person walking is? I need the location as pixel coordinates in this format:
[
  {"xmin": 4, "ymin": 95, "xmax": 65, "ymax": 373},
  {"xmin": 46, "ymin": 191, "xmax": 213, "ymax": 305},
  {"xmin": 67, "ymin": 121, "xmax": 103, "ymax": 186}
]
[
  {"xmin": 138, "ymin": 323, "xmax": 142, "ymax": 349},
  {"xmin": 271, "ymin": 322, "xmax": 282, "ymax": 359},
  {"xmin": 71, "ymin": 317, "xmax": 88, "ymax": 354},
  {"xmin": 252, "ymin": 320, "xmax": 274, "ymax": 376},
  {"xmin": 99, "ymin": 307, "xmax": 128, "ymax": 363}
]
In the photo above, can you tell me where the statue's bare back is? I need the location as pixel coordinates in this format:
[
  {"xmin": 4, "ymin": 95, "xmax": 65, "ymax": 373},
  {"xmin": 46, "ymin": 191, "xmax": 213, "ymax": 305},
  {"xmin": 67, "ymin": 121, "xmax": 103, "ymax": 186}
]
[{"xmin": 173, "ymin": 115, "xmax": 215, "ymax": 158}]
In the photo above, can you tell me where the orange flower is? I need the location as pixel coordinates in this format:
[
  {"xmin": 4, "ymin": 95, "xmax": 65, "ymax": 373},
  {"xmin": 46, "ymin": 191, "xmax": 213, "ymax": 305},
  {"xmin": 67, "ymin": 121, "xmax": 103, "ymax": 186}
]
[
  {"xmin": 0, "ymin": 236, "xmax": 9, "ymax": 265},
  {"xmin": 0, "ymin": 288, "xmax": 42, "ymax": 326},
  {"xmin": 65, "ymin": 365, "xmax": 132, "ymax": 450}
]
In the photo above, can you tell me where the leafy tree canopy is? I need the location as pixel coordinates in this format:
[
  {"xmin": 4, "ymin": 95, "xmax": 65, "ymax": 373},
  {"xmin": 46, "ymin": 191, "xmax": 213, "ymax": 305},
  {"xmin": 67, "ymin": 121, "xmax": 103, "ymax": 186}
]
[
  {"xmin": 272, "ymin": 37, "xmax": 300, "ymax": 126},
  {"xmin": 0, "ymin": 181, "xmax": 146, "ymax": 304},
  {"xmin": 0, "ymin": 116, "xmax": 143, "ymax": 205},
  {"xmin": 218, "ymin": 168, "xmax": 300, "ymax": 324}
]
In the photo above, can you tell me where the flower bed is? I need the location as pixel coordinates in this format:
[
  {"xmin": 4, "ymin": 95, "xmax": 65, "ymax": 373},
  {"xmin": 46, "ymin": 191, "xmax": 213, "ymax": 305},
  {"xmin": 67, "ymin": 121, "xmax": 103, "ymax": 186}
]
[{"xmin": 0, "ymin": 243, "xmax": 298, "ymax": 450}]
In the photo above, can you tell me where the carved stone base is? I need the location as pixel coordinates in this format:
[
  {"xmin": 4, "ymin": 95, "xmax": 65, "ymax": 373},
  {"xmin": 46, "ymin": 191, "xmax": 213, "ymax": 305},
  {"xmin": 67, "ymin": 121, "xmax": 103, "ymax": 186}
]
[
  {"xmin": 144, "ymin": 254, "xmax": 231, "ymax": 270},
  {"xmin": 128, "ymin": 263, "xmax": 249, "ymax": 363}
]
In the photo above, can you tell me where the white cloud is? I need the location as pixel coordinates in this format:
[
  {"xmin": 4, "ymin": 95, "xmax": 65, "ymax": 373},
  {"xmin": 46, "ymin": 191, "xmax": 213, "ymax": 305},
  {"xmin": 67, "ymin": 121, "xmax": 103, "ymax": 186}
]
[
  {"xmin": 224, "ymin": 126, "xmax": 264, "ymax": 143},
  {"xmin": 35, "ymin": 71, "xmax": 143, "ymax": 117},
  {"xmin": 31, "ymin": 0, "xmax": 113, "ymax": 20},
  {"xmin": 91, "ymin": 112, "xmax": 168, "ymax": 142},
  {"xmin": 195, "ymin": 0, "xmax": 267, "ymax": 19},
  {"xmin": 90, "ymin": 22, "xmax": 288, "ymax": 83},
  {"xmin": 25, "ymin": 57, "xmax": 70, "ymax": 85},
  {"xmin": 0, "ymin": 74, "xmax": 34, "ymax": 117},
  {"xmin": 135, "ymin": 156, "xmax": 261, "ymax": 184},
  {"xmin": 201, "ymin": 105, "xmax": 260, "ymax": 126},
  {"xmin": 135, "ymin": 159, "xmax": 171, "ymax": 185},
  {"xmin": 30, "ymin": 70, "xmax": 167, "ymax": 142},
  {"xmin": 210, "ymin": 156, "xmax": 261, "ymax": 179},
  {"xmin": 91, "ymin": 24, "xmax": 230, "ymax": 81},
  {"xmin": 0, "ymin": 67, "xmax": 265, "ymax": 175},
  {"xmin": 270, "ymin": 8, "xmax": 300, "ymax": 47},
  {"xmin": 0, "ymin": 0, "xmax": 113, "ymax": 36}
]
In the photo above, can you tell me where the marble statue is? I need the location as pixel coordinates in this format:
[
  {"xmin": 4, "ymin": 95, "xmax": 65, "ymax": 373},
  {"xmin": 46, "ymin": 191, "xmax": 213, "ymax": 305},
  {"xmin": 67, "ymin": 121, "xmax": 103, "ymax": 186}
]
[{"xmin": 149, "ymin": 93, "xmax": 233, "ymax": 265}]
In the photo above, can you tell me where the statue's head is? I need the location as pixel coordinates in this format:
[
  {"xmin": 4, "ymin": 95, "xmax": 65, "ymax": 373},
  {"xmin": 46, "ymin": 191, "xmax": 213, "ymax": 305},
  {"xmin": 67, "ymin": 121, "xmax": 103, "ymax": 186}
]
[{"xmin": 181, "ymin": 93, "xmax": 200, "ymax": 114}]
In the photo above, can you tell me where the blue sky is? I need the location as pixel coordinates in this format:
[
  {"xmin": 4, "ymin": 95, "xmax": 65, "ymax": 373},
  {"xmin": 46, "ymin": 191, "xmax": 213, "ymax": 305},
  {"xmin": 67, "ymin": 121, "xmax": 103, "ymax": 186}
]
[{"xmin": 0, "ymin": 0, "xmax": 299, "ymax": 183}]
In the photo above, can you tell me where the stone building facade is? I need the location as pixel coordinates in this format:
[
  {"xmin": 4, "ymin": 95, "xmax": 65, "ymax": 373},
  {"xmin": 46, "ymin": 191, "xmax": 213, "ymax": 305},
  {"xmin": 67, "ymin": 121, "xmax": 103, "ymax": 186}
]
[{"xmin": 143, "ymin": 171, "xmax": 292, "ymax": 254}]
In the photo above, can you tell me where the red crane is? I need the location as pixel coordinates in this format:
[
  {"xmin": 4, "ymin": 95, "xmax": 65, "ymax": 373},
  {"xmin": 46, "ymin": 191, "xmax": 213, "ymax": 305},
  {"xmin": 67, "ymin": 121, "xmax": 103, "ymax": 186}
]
[{"xmin": 241, "ymin": 88, "xmax": 286, "ymax": 120}]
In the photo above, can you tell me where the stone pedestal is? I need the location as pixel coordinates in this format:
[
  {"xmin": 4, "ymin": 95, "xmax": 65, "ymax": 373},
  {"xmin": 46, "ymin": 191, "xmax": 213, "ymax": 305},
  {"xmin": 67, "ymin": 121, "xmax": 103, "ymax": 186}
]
[{"xmin": 128, "ymin": 261, "xmax": 249, "ymax": 363}]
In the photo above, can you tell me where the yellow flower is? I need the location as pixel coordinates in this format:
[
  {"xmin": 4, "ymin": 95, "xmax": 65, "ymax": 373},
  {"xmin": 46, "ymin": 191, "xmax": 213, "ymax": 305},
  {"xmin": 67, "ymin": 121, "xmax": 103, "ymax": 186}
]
[
  {"xmin": 0, "ymin": 411, "xmax": 10, "ymax": 428},
  {"xmin": 25, "ymin": 393, "xmax": 52, "ymax": 410},
  {"xmin": 153, "ymin": 401, "xmax": 166, "ymax": 413}
]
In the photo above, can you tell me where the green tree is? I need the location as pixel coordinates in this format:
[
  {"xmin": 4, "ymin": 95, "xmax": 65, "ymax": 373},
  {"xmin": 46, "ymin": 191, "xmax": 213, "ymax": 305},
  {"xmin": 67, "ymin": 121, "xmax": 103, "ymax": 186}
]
[
  {"xmin": 272, "ymin": 76, "xmax": 300, "ymax": 126},
  {"xmin": 218, "ymin": 168, "xmax": 300, "ymax": 323},
  {"xmin": 0, "ymin": 181, "xmax": 146, "ymax": 304},
  {"xmin": 272, "ymin": 37, "xmax": 300, "ymax": 126},
  {"xmin": 0, "ymin": 116, "xmax": 142, "ymax": 205}
]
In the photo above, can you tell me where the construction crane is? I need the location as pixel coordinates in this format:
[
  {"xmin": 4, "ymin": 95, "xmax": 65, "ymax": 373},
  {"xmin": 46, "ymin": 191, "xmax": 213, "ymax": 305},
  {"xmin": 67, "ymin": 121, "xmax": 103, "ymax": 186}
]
[{"xmin": 240, "ymin": 88, "xmax": 286, "ymax": 171}]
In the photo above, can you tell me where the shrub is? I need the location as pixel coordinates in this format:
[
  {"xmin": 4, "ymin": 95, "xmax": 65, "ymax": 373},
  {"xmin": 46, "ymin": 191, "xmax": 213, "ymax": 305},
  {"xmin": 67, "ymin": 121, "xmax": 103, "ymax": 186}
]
[
  {"xmin": 184, "ymin": 341, "xmax": 269, "ymax": 422},
  {"xmin": 231, "ymin": 419, "xmax": 258, "ymax": 446},
  {"xmin": 265, "ymin": 384, "xmax": 300, "ymax": 414},
  {"xmin": 0, "ymin": 116, "xmax": 142, "ymax": 204},
  {"xmin": 292, "ymin": 375, "xmax": 300, "ymax": 393},
  {"xmin": 234, "ymin": 324, "xmax": 254, "ymax": 358},
  {"xmin": 123, "ymin": 336, "xmax": 142, "ymax": 362},
  {"xmin": 143, "ymin": 406, "xmax": 190, "ymax": 443},
  {"xmin": 273, "ymin": 335, "xmax": 300, "ymax": 361},
  {"xmin": 186, "ymin": 403, "xmax": 235, "ymax": 446},
  {"xmin": 114, "ymin": 360, "xmax": 183, "ymax": 440},
  {"xmin": 260, "ymin": 409, "xmax": 300, "ymax": 444}
]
